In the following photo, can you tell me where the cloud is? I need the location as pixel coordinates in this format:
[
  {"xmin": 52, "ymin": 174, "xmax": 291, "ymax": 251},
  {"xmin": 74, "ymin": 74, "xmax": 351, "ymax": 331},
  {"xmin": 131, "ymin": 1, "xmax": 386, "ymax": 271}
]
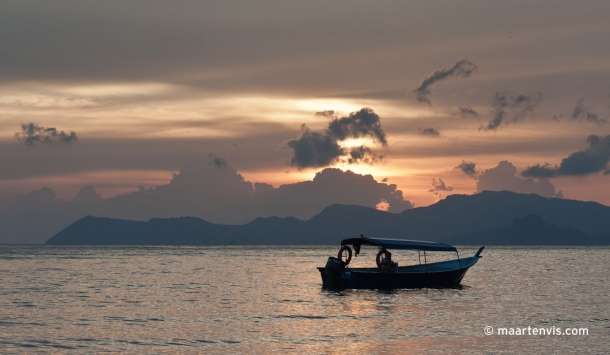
[
  {"xmin": 71, "ymin": 185, "xmax": 103, "ymax": 206},
  {"xmin": 571, "ymin": 99, "xmax": 585, "ymax": 119},
  {"xmin": 288, "ymin": 108, "xmax": 387, "ymax": 169},
  {"xmin": 326, "ymin": 108, "xmax": 387, "ymax": 145},
  {"xmin": 207, "ymin": 153, "xmax": 227, "ymax": 168},
  {"xmin": 12, "ymin": 187, "xmax": 66, "ymax": 212},
  {"xmin": 458, "ymin": 106, "xmax": 478, "ymax": 117},
  {"xmin": 456, "ymin": 160, "xmax": 478, "ymax": 179},
  {"xmin": 347, "ymin": 146, "xmax": 383, "ymax": 164},
  {"xmin": 0, "ymin": 159, "xmax": 414, "ymax": 242},
  {"xmin": 252, "ymin": 168, "xmax": 414, "ymax": 216},
  {"xmin": 429, "ymin": 178, "xmax": 453, "ymax": 192},
  {"xmin": 522, "ymin": 135, "xmax": 610, "ymax": 177},
  {"xmin": 570, "ymin": 99, "xmax": 607, "ymax": 125},
  {"xmin": 15, "ymin": 122, "xmax": 78, "ymax": 146},
  {"xmin": 287, "ymin": 126, "xmax": 345, "ymax": 168},
  {"xmin": 480, "ymin": 92, "xmax": 542, "ymax": 131},
  {"xmin": 315, "ymin": 110, "xmax": 336, "ymax": 118},
  {"xmin": 412, "ymin": 59, "xmax": 478, "ymax": 105},
  {"xmin": 429, "ymin": 178, "xmax": 453, "ymax": 198},
  {"xmin": 419, "ymin": 127, "xmax": 440, "ymax": 137},
  {"xmin": 520, "ymin": 163, "xmax": 556, "ymax": 178},
  {"xmin": 477, "ymin": 161, "xmax": 561, "ymax": 198}
]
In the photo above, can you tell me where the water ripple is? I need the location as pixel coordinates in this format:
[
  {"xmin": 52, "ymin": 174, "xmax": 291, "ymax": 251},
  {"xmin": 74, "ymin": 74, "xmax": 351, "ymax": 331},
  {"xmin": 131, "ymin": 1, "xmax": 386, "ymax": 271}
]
[{"xmin": 0, "ymin": 245, "xmax": 607, "ymax": 354}]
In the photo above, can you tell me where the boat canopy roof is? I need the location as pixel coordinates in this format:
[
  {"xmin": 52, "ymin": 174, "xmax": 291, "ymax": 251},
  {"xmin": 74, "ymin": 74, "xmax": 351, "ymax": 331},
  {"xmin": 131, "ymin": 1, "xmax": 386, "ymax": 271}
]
[{"xmin": 341, "ymin": 236, "xmax": 457, "ymax": 254}]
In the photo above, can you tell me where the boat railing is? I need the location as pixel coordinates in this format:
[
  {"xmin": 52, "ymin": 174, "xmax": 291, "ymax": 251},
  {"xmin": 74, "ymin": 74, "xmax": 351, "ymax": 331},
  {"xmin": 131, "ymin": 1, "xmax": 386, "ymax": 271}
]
[{"xmin": 417, "ymin": 249, "xmax": 465, "ymax": 271}]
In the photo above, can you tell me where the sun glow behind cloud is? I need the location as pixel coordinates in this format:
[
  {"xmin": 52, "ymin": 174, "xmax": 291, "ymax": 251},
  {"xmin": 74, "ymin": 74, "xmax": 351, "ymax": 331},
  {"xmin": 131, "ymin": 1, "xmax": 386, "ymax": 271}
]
[{"xmin": 375, "ymin": 199, "xmax": 390, "ymax": 211}]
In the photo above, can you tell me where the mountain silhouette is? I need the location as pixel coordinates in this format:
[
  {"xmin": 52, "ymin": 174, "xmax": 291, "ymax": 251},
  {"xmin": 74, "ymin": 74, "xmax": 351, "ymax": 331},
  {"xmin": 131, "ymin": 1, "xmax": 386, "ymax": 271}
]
[
  {"xmin": 46, "ymin": 190, "xmax": 610, "ymax": 245},
  {"xmin": 445, "ymin": 214, "xmax": 590, "ymax": 245}
]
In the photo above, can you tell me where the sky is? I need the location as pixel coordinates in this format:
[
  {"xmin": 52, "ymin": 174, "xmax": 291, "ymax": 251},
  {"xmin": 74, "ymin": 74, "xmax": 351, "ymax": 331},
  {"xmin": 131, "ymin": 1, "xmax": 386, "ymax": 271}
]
[{"xmin": 2, "ymin": 1, "xmax": 610, "ymax": 242}]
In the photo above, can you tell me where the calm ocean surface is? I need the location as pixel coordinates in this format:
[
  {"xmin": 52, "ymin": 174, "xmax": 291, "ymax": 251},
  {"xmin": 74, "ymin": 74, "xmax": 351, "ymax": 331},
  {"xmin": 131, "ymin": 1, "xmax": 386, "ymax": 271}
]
[{"xmin": 0, "ymin": 245, "xmax": 608, "ymax": 354}]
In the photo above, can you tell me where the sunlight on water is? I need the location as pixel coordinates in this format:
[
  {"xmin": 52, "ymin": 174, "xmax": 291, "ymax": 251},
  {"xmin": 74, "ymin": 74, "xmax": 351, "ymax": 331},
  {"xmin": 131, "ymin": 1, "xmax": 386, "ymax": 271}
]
[{"xmin": 0, "ymin": 246, "xmax": 608, "ymax": 354}]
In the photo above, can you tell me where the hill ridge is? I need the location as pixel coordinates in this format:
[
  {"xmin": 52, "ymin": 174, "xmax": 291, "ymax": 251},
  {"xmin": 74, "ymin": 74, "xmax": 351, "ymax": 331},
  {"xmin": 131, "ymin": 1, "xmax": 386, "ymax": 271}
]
[{"xmin": 46, "ymin": 191, "xmax": 610, "ymax": 245}]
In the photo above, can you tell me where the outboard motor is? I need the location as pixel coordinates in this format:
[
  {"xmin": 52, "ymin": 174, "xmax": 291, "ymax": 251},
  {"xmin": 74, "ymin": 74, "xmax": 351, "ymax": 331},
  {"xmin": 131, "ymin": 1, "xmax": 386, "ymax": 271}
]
[{"xmin": 323, "ymin": 257, "xmax": 345, "ymax": 289}]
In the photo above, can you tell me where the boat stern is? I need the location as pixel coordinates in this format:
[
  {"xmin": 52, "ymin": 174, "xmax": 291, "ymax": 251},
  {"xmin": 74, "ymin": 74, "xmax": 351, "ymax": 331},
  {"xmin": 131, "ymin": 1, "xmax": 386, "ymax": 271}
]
[{"xmin": 320, "ymin": 257, "xmax": 346, "ymax": 289}]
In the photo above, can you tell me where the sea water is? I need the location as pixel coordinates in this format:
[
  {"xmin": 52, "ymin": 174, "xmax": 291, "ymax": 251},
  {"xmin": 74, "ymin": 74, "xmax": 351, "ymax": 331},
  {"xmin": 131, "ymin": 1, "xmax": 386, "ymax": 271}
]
[{"xmin": 0, "ymin": 245, "xmax": 608, "ymax": 354}]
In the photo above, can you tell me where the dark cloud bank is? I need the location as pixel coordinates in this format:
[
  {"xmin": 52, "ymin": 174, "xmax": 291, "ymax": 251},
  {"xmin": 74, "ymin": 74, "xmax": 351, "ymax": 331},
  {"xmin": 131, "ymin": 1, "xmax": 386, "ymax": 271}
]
[
  {"xmin": 288, "ymin": 108, "xmax": 387, "ymax": 168},
  {"xmin": 15, "ymin": 122, "xmax": 78, "ymax": 146},
  {"xmin": 0, "ymin": 158, "xmax": 413, "ymax": 243},
  {"xmin": 522, "ymin": 135, "xmax": 610, "ymax": 177},
  {"xmin": 412, "ymin": 59, "xmax": 478, "ymax": 105},
  {"xmin": 457, "ymin": 160, "xmax": 562, "ymax": 199}
]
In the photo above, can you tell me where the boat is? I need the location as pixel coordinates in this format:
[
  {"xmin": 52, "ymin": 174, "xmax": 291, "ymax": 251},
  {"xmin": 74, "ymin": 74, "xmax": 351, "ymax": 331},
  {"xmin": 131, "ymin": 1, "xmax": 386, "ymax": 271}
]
[{"xmin": 318, "ymin": 235, "xmax": 484, "ymax": 289}]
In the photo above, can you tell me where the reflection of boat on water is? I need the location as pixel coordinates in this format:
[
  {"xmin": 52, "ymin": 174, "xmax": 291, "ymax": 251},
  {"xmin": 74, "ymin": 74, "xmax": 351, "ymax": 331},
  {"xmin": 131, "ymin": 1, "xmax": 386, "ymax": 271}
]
[{"xmin": 318, "ymin": 235, "xmax": 484, "ymax": 290}]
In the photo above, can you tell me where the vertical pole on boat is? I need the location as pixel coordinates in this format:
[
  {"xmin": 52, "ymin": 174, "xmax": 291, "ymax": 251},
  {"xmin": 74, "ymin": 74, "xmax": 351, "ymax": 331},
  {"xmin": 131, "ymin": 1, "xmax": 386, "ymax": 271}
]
[
  {"xmin": 456, "ymin": 251, "xmax": 462, "ymax": 269},
  {"xmin": 424, "ymin": 251, "xmax": 428, "ymax": 273},
  {"xmin": 418, "ymin": 250, "xmax": 421, "ymax": 265}
]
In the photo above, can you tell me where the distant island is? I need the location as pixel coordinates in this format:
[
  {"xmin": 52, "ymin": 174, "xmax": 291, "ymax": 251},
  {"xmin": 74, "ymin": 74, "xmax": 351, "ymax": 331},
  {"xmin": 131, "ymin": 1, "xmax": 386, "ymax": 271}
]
[{"xmin": 46, "ymin": 190, "xmax": 610, "ymax": 245}]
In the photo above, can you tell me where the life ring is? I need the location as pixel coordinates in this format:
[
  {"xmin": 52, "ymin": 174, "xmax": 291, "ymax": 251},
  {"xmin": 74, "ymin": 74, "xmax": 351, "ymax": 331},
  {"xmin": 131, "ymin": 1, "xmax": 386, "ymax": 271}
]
[
  {"xmin": 376, "ymin": 249, "xmax": 392, "ymax": 269},
  {"xmin": 337, "ymin": 245, "xmax": 352, "ymax": 265}
]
